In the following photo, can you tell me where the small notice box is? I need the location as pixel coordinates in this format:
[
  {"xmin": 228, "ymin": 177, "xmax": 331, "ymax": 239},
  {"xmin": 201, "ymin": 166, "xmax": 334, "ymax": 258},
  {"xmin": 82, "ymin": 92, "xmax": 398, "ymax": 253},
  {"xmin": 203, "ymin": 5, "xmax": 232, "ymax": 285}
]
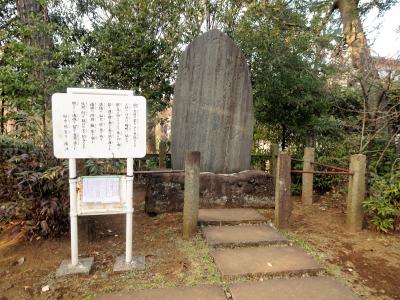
[{"xmin": 77, "ymin": 176, "xmax": 126, "ymax": 215}]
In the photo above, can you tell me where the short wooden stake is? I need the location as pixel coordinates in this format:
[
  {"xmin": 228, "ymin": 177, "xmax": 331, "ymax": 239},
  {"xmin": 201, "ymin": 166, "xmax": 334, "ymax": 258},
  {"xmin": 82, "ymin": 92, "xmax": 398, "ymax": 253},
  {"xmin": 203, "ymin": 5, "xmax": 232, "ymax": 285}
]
[
  {"xmin": 302, "ymin": 147, "xmax": 315, "ymax": 204},
  {"xmin": 270, "ymin": 144, "xmax": 279, "ymax": 180},
  {"xmin": 274, "ymin": 153, "xmax": 292, "ymax": 229},
  {"xmin": 346, "ymin": 154, "xmax": 366, "ymax": 232},
  {"xmin": 183, "ymin": 151, "xmax": 200, "ymax": 239}
]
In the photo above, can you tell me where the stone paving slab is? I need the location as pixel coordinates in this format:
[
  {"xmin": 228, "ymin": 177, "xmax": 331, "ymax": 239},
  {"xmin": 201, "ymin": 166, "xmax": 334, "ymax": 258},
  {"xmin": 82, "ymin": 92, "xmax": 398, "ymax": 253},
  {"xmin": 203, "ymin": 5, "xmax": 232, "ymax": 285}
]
[
  {"xmin": 211, "ymin": 246, "xmax": 321, "ymax": 278},
  {"xmin": 96, "ymin": 285, "xmax": 226, "ymax": 300},
  {"xmin": 203, "ymin": 224, "xmax": 288, "ymax": 247},
  {"xmin": 198, "ymin": 208, "xmax": 266, "ymax": 225},
  {"xmin": 229, "ymin": 277, "xmax": 358, "ymax": 300}
]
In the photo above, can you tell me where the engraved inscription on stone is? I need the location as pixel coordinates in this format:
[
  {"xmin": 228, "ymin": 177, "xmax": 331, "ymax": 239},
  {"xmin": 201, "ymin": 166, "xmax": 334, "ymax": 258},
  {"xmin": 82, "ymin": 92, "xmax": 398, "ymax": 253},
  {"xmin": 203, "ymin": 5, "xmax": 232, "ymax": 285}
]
[{"xmin": 171, "ymin": 30, "xmax": 254, "ymax": 173}]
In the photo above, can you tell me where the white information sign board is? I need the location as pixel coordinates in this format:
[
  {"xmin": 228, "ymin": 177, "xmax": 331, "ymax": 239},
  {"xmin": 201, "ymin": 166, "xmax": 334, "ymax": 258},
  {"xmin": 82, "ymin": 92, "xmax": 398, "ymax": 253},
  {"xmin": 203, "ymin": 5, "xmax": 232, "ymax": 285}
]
[
  {"xmin": 52, "ymin": 89, "xmax": 144, "ymax": 270},
  {"xmin": 52, "ymin": 93, "xmax": 146, "ymax": 158}
]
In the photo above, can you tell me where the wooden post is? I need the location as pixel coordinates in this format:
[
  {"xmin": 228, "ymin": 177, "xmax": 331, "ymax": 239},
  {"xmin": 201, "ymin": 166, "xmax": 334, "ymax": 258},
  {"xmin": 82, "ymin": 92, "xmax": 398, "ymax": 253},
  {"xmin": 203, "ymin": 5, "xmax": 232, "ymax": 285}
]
[
  {"xmin": 274, "ymin": 153, "xmax": 292, "ymax": 229},
  {"xmin": 159, "ymin": 141, "xmax": 167, "ymax": 169},
  {"xmin": 302, "ymin": 147, "xmax": 315, "ymax": 204},
  {"xmin": 270, "ymin": 144, "xmax": 279, "ymax": 180},
  {"xmin": 346, "ymin": 154, "xmax": 366, "ymax": 232},
  {"xmin": 183, "ymin": 151, "xmax": 200, "ymax": 239}
]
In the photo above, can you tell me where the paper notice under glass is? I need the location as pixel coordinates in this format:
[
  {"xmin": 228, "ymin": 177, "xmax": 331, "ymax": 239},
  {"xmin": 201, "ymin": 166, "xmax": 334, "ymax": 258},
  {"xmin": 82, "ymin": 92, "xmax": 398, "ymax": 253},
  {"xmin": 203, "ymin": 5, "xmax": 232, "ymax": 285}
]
[{"xmin": 82, "ymin": 176, "xmax": 121, "ymax": 203}]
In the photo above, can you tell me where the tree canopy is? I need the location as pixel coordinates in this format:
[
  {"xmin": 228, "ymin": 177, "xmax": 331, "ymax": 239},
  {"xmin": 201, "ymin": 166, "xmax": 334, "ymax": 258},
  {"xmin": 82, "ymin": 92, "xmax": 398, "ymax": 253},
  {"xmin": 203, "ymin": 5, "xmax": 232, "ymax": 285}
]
[{"xmin": 0, "ymin": 0, "xmax": 398, "ymax": 165}]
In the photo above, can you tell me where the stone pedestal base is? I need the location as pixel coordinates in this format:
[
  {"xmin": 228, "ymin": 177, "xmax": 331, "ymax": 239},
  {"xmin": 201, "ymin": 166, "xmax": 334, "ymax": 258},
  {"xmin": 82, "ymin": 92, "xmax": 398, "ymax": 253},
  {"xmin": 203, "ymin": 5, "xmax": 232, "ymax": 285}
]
[
  {"xmin": 145, "ymin": 170, "xmax": 274, "ymax": 214},
  {"xmin": 56, "ymin": 257, "xmax": 94, "ymax": 277},
  {"xmin": 113, "ymin": 255, "xmax": 145, "ymax": 272}
]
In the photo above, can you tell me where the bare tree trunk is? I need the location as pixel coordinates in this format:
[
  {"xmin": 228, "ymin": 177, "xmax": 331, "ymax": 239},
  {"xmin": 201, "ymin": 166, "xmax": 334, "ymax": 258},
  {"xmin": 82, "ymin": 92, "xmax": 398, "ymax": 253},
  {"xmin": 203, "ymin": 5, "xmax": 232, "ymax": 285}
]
[
  {"xmin": 204, "ymin": 0, "xmax": 211, "ymax": 31},
  {"xmin": 395, "ymin": 134, "xmax": 400, "ymax": 156},
  {"xmin": 16, "ymin": 0, "xmax": 52, "ymax": 145},
  {"xmin": 16, "ymin": 0, "xmax": 42, "ymax": 26},
  {"xmin": 335, "ymin": 0, "xmax": 386, "ymax": 121},
  {"xmin": 146, "ymin": 118, "xmax": 157, "ymax": 154},
  {"xmin": 281, "ymin": 124, "xmax": 287, "ymax": 151},
  {"xmin": 305, "ymin": 130, "xmax": 316, "ymax": 148},
  {"xmin": 332, "ymin": 0, "xmax": 393, "ymax": 172},
  {"xmin": 1, "ymin": 99, "xmax": 4, "ymax": 135}
]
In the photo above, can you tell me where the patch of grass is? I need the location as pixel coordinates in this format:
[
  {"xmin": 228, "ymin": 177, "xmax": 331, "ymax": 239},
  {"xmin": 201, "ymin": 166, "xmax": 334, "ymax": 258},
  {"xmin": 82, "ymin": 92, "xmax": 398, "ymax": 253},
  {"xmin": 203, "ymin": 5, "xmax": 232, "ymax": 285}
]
[
  {"xmin": 126, "ymin": 273, "xmax": 177, "ymax": 290},
  {"xmin": 325, "ymin": 260, "xmax": 369, "ymax": 299},
  {"xmin": 283, "ymin": 232, "xmax": 363, "ymax": 288},
  {"xmin": 282, "ymin": 231, "xmax": 325, "ymax": 266},
  {"xmin": 176, "ymin": 234, "xmax": 223, "ymax": 286},
  {"xmin": 325, "ymin": 263, "xmax": 343, "ymax": 279}
]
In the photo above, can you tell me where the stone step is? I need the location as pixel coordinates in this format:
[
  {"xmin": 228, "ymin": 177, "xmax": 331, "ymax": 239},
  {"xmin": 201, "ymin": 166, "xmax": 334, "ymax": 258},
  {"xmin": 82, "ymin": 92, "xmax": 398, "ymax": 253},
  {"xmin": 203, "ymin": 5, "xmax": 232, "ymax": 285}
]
[
  {"xmin": 96, "ymin": 285, "xmax": 226, "ymax": 300},
  {"xmin": 211, "ymin": 246, "xmax": 322, "ymax": 279},
  {"xmin": 198, "ymin": 208, "xmax": 266, "ymax": 225},
  {"xmin": 229, "ymin": 277, "xmax": 358, "ymax": 300},
  {"xmin": 202, "ymin": 224, "xmax": 288, "ymax": 247}
]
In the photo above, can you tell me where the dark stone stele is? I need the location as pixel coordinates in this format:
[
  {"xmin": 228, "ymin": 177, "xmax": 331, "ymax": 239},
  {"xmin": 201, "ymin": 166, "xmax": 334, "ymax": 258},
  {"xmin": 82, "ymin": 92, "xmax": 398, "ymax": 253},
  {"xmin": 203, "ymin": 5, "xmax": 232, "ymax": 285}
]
[
  {"xmin": 145, "ymin": 170, "xmax": 274, "ymax": 214},
  {"xmin": 171, "ymin": 29, "xmax": 254, "ymax": 174}
]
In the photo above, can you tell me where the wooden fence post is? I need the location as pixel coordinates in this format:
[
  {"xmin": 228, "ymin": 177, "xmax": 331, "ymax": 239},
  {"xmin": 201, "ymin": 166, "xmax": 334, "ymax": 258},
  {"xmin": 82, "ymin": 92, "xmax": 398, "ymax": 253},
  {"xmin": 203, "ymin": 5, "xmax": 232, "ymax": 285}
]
[
  {"xmin": 275, "ymin": 153, "xmax": 292, "ymax": 229},
  {"xmin": 183, "ymin": 151, "xmax": 200, "ymax": 239},
  {"xmin": 302, "ymin": 147, "xmax": 315, "ymax": 205},
  {"xmin": 270, "ymin": 144, "xmax": 279, "ymax": 180},
  {"xmin": 346, "ymin": 154, "xmax": 366, "ymax": 232}
]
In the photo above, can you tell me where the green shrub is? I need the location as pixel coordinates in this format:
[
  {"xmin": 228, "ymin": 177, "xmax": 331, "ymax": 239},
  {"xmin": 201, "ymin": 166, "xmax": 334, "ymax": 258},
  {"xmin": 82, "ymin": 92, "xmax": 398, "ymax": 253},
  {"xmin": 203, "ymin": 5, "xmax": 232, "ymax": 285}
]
[
  {"xmin": 0, "ymin": 136, "xmax": 69, "ymax": 238},
  {"xmin": 289, "ymin": 138, "xmax": 352, "ymax": 194},
  {"xmin": 144, "ymin": 156, "xmax": 159, "ymax": 170},
  {"xmin": 363, "ymin": 171, "xmax": 400, "ymax": 233},
  {"xmin": 86, "ymin": 159, "xmax": 126, "ymax": 175},
  {"xmin": 291, "ymin": 181, "xmax": 302, "ymax": 196},
  {"xmin": 251, "ymin": 154, "xmax": 270, "ymax": 171},
  {"xmin": 313, "ymin": 140, "xmax": 351, "ymax": 193}
]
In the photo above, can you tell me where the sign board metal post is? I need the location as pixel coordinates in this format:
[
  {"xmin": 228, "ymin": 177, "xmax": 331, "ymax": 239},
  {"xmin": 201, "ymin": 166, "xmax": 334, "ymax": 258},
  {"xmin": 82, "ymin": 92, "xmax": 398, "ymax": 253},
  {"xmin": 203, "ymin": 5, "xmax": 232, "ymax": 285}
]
[
  {"xmin": 113, "ymin": 158, "xmax": 145, "ymax": 272},
  {"xmin": 126, "ymin": 158, "xmax": 134, "ymax": 263},
  {"xmin": 69, "ymin": 158, "xmax": 79, "ymax": 266},
  {"xmin": 54, "ymin": 88, "xmax": 146, "ymax": 277}
]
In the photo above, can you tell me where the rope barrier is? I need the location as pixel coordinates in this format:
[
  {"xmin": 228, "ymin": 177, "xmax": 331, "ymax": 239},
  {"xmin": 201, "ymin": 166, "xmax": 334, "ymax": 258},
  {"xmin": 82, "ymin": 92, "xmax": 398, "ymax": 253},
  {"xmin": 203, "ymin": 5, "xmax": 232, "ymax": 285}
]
[
  {"xmin": 291, "ymin": 170, "xmax": 353, "ymax": 176},
  {"xmin": 132, "ymin": 170, "xmax": 184, "ymax": 174},
  {"xmin": 310, "ymin": 161, "xmax": 350, "ymax": 172}
]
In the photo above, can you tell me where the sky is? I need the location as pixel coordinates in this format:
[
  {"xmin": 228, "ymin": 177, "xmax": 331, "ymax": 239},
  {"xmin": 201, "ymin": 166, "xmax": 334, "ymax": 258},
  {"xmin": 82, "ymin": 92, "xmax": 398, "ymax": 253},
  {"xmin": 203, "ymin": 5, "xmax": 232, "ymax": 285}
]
[
  {"xmin": 75, "ymin": 0, "xmax": 400, "ymax": 59},
  {"xmin": 364, "ymin": 2, "xmax": 400, "ymax": 58}
]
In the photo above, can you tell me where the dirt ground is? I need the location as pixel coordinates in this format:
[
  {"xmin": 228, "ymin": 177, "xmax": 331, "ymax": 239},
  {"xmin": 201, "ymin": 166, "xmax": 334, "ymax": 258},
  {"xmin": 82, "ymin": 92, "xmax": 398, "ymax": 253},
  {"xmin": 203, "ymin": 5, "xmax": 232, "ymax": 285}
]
[
  {"xmin": 270, "ymin": 195, "xmax": 400, "ymax": 300},
  {"xmin": 0, "ymin": 185, "xmax": 399, "ymax": 299},
  {"xmin": 0, "ymin": 185, "xmax": 221, "ymax": 299}
]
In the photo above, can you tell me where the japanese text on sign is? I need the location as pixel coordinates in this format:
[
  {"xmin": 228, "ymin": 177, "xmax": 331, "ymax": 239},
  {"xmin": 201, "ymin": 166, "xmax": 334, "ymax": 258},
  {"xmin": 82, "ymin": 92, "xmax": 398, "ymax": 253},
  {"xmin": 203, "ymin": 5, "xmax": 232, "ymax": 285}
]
[
  {"xmin": 82, "ymin": 177, "xmax": 120, "ymax": 204},
  {"xmin": 52, "ymin": 93, "xmax": 146, "ymax": 158}
]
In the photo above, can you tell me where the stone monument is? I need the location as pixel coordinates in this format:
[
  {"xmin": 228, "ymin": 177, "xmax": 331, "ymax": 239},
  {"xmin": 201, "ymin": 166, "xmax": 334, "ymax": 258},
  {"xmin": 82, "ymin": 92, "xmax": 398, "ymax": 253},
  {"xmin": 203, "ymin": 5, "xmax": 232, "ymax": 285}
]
[
  {"xmin": 145, "ymin": 31, "xmax": 275, "ymax": 214},
  {"xmin": 171, "ymin": 29, "xmax": 253, "ymax": 173}
]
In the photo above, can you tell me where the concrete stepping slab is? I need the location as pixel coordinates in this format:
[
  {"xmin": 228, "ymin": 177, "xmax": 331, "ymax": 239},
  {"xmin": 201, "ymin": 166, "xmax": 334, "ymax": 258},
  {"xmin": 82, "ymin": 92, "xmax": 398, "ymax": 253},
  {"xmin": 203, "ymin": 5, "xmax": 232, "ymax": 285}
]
[
  {"xmin": 198, "ymin": 208, "xmax": 266, "ymax": 225},
  {"xmin": 56, "ymin": 257, "xmax": 94, "ymax": 277},
  {"xmin": 203, "ymin": 224, "xmax": 288, "ymax": 247},
  {"xmin": 211, "ymin": 246, "xmax": 321, "ymax": 278},
  {"xmin": 229, "ymin": 277, "xmax": 358, "ymax": 300},
  {"xmin": 96, "ymin": 285, "xmax": 226, "ymax": 300}
]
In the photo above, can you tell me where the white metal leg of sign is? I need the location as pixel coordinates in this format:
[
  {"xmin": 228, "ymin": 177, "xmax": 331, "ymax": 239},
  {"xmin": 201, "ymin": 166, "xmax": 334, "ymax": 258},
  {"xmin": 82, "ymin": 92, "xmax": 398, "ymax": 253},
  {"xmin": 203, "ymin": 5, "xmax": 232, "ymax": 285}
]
[
  {"xmin": 56, "ymin": 159, "xmax": 94, "ymax": 277},
  {"xmin": 69, "ymin": 158, "xmax": 79, "ymax": 266},
  {"xmin": 113, "ymin": 158, "xmax": 145, "ymax": 272},
  {"xmin": 125, "ymin": 157, "xmax": 134, "ymax": 263}
]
